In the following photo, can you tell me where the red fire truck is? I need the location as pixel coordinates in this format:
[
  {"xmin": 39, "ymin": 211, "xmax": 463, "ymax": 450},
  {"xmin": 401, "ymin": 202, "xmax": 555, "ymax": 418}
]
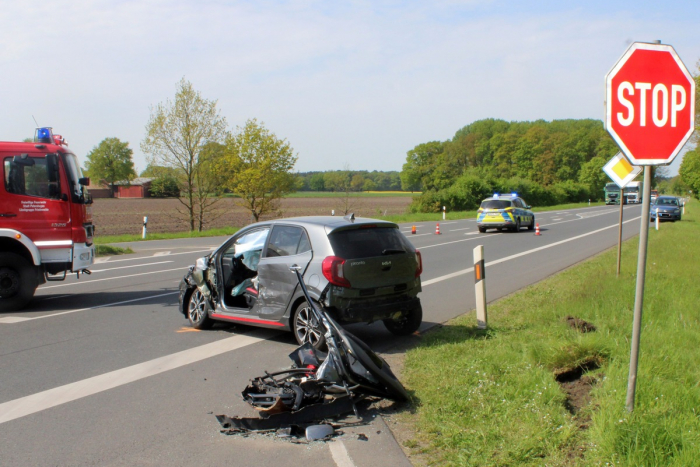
[{"xmin": 1, "ymin": 128, "xmax": 95, "ymax": 311}]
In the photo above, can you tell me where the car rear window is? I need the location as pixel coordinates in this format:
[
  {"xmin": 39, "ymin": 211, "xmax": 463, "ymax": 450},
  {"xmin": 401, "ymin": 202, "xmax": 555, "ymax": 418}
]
[
  {"xmin": 481, "ymin": 200, "xmax": 512, "ymax": 209},
  {"xmin": 328, "ymin": 226, "xmax": 413, "ymax": 259}
]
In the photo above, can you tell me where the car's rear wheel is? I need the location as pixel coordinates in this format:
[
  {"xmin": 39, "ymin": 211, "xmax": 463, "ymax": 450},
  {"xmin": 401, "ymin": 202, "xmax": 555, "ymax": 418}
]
[
  {"xmin": 0, "ymin": 253, "xmax": 37, "ymax": 312},
  {"xmin": 478, "ymin": 226, "xmax": 486, "ymax": 233},
  {"xmin": 528, "ymin": 216, "xmax": 535, "ymax": 230},
  {"xmin": 293, "ymin": 301, "xmax": 326, "ymax": 350},
  {"xmin": 512, "ymin": 218, "xmax": 521, "ymax": 232},
  {"xmin": 383, "ymin": 304, "xmax": 422, "ymax": 336},
  {"xmin": 187, "ymin": 289, "xmax": 213, "ymax": 329}
]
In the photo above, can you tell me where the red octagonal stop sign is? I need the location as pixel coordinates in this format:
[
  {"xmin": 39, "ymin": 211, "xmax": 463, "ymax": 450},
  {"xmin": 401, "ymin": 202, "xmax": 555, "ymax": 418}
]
[{"xmin": 606, "ymin": 42, "xmax": 696, "ymax": 165}]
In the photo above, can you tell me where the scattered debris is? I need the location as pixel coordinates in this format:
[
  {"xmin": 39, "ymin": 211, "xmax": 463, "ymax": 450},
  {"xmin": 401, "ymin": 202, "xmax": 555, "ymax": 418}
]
[
  {"xmin": 565, "ymin": 316, "xmax": 597, "ymax": 333},
  {"xmin": 357, "ymin": 433, "xmax": 369, "ymax": 441},
  {"xmin": 215, "ymin": 266, "xmax": 409, "ymax": 442}
]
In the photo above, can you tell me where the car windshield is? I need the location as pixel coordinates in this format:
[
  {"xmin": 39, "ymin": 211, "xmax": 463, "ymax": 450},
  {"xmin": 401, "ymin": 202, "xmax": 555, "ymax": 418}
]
[
  {"xmin": 328, "ymin": 226, "xmax": 413, "ymax": 259},
  {"xmin": 655, "ymin": 198, "xmax": 678, "ymax": 206},
  {"xmin": 481, "ymin": 200, "xmax": 512, "ymax": 209}
]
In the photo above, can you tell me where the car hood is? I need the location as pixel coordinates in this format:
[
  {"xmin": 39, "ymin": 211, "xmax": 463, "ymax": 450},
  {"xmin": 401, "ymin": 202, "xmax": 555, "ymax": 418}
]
[{"xmin": 652, "ymin": 206, "xmax": 679, "ymax": 212}]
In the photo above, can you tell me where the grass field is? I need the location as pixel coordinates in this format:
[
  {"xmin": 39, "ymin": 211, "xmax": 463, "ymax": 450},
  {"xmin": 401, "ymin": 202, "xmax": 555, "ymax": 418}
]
[{"xmin": 399, "ymin": 199, "xmax": 700, "ymax": 466}]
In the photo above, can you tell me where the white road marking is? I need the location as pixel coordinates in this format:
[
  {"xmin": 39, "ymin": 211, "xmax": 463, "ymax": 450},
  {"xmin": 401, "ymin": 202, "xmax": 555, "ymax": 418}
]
[
  {"xmin": 421, "ymin": 216, "xmax": 640, "ymax": 287},
  {"xmin": 91, "ymin": 261, "xmax": 173, "ymax": 273},
  {"xmin": 419, "ymin": 233, "xmax": 504, "ymax": 249},
  {"xmin": 449, "ymin": 227, "xmax": 472, "ymax": 232},
  {"xmin": 94, "ymin": 257, "xmax": 111, "ymax": 263},
  {"xmin": 0, "ymin": 292, "xmax": 178, "ymax": 323},
  {"xmin": 90, "ymin": 249, "xmax": 212, "ymax": 265},
  {"xmin": 329, "ymin": 441, "xmax": 356, "ymax": 467},
  {"xmin": 37, "ymin": 267, "xmax": 186, "ymax": 290},
  {"xmin": 153, "ymin": 251, "xmax": 171, "ymax": 256},
  {"xmin": 0, "ymin": 330, "xmax": 275, "ymax": 425}
]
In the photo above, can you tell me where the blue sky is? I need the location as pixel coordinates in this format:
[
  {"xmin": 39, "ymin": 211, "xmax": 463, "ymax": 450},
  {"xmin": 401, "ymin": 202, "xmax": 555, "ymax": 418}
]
[{"xmin": 1, "ymin": 1, "xmax": 698, "ymax": 175}]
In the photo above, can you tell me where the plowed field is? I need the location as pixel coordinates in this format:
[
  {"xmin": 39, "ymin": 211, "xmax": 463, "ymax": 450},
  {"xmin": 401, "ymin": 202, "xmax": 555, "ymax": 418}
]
[{"xmin": 91, "ymin": 196, "xmax": 414, "ymax": 236}]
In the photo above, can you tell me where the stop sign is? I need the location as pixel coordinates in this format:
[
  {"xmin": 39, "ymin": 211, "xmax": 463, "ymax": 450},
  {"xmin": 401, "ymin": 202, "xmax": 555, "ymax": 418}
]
[{"xmin": 606, "ymin": 42, "xmax": 696, "ymax": 165}]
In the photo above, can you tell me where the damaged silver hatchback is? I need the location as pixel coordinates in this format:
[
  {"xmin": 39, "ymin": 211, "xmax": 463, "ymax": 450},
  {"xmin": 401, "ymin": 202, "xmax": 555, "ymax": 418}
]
[{"xmin": 178, "ymin": 215, "xmax": 423, "ymax": 348}]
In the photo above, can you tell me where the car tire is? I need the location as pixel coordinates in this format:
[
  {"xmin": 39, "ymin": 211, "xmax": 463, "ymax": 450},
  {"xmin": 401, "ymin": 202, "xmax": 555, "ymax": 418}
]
[
  {"xmin": 0, "ymin": 252, "xmax": 38, "ymax": 312},
  {"xmin": 478, "ymin": 226, "xmax": 486, "ymax": 233},
  {"xmin": 187, "ymin": 289, "xmax": 213, "ymax": 329},
  {"xmin": 528, "ymin": 216, "xmax": 535, "ymax": 231},
  {"xmin": 512, "ymin": 218, "xmax": 521, "ymax": 232},
  {"xmin": 293, "ymin": 301, "xmax": 326, "ymax": 350},
  {"xmin": 383, "ymin": 304, "xmax": 422, "ymax": 336}
]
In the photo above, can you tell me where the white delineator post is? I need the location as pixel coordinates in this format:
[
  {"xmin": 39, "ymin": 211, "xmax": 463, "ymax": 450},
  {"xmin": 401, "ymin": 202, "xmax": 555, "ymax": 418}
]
[
  {"xmin": 443, "ymin": 206, "xmax": 446, "ymax": 220},
  {"xmin": 655, "ymin": 208, "xmax": 659, "ymax": 230},
  {"xmin": 142, "ymin": 216, "xmax": 148, "ymax": 239},
  {"xmin": 473, "ymin": 245, "xmax": 487, "ymax": 329}
]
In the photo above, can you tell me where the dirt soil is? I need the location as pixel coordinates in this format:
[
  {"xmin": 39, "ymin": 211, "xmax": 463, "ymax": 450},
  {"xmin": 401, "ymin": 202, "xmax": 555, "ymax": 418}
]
[{"xmin": 91, "ymin": 196, "xmax": 413, "ymax": 236}]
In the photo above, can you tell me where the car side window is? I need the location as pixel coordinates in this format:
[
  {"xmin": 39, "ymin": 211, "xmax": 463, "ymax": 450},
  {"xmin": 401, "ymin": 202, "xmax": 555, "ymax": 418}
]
[
  {"xmin": 512, "ymin": 198, "xmax": 522, "ymax": 208},
  {"xmin": 265, "ymin": 226, "xmax": 310, "ymax": 257},
  {"xmin": 224, "ymin": 228, "xmax": 269, "ymax": 262}
]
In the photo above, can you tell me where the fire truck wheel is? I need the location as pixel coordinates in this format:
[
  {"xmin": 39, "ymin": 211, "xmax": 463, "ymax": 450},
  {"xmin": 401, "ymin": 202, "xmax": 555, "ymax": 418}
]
[{"xmin": 0, "ymin": 253, "xmax": 38, "ymax": 311}]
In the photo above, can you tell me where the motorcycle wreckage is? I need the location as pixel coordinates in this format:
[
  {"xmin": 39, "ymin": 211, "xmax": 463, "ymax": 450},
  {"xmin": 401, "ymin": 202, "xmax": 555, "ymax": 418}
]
[{"xmin": 216, "ymin": 265, "xmax": 409, "ymax": 438}]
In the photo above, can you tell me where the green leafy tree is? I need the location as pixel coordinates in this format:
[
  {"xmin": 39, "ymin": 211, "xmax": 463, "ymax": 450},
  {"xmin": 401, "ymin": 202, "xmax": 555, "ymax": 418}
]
[
  {"xmin": 219, "ymin": 119, "xmax": 297, "ymax": 222},
  {"xmin": 149, "ymin": 174, "xmax": 180, "ymax": 197},
  {"xmin": 141, "ymin": 77, "xmax": 227, "ymax": 231},
  {"xmin": 578, "ymin": 156, "xmax": 608, "ymax": 200},
  {"xmin": 84, "ymin": 138, "xmax": 136, "ymax": 196},
  {"xmin": 309, "ymin": 173, "xmax": 325, "ymax": 191},
  {"xmin": 679, "ymin": 148, "xmax": 700, "ymax": 199}
]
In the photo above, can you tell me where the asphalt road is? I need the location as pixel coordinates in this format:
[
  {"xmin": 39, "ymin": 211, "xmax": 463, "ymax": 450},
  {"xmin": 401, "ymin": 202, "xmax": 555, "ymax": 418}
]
[{"xmin": 0, "ymin": 204, "xmax": 644, "ymax": 466}]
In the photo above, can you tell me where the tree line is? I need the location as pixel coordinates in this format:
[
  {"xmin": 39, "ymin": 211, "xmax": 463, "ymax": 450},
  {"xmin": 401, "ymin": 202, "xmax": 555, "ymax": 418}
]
[{"xmin": 295, "ymin": 170, "xmax": 402, "ymax": 192}]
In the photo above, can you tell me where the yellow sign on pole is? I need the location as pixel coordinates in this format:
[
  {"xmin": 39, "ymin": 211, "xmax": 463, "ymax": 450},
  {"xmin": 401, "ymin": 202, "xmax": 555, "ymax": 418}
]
[{"xmin": 603, "ymin": 152, "xmax": 642, "ymax": 188}]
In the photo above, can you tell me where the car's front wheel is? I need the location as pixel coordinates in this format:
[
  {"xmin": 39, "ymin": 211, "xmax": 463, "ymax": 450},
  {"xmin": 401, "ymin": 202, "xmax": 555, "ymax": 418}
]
[
  {"xmin": 293, "ymin": 301, "xmax": 326, "ymax": 349},
  {"xmin": 383, "ymin": 304, "xmax": 423, "ymax": 336},
  {"xmin": 528, "ymin": 216, "xmax": 535, "ymax": 230},
  {"xmin": 187, "ymin": 289, "xmax": 213, "ymax": 329}
]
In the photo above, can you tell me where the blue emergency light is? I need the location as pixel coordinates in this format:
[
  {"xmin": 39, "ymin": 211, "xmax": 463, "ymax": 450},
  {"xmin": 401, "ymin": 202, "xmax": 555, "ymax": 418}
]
[{"xmin": 35, "ymin": 127, "xmax": 54, "ymax": 144}]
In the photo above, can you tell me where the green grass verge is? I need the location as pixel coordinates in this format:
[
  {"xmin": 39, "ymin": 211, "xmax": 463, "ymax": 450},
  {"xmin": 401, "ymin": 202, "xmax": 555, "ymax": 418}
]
[
  {"xmin": 401, "ymin": 199, "xmax": 700, "ymax": 466},
  {"xmin": 94, "ymin": 244, "xmax": 134, "ymax": 257},
  {"xmin": 93, "ymin": 226, "xmax": 240, "ymax": 246},
  {"xmin": 284, "ymin": 191, "xmax": 418, "ymax": 198},
  {"xmin": 382, "ymin": 201, "xmax": 606, "ymax": 224}
]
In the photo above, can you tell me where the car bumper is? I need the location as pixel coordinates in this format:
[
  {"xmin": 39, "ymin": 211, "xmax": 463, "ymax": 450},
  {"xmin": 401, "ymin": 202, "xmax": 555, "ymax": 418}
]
[
  {"xmin": 331, "ymin": 295, "xmax": 422, "ymax": 324},
  {"xmin": 650, "ymin": 212, "xmax": 681, "ymax": 221}
]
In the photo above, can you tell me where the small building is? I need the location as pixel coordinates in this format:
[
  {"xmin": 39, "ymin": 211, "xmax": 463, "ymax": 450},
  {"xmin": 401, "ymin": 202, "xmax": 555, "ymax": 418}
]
[{"xmin": 112, "ymin": 178, "xmax": 153, "ymax": 198}]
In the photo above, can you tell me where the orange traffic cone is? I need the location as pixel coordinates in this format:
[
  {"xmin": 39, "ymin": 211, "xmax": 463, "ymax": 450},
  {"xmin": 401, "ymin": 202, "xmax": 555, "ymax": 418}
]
[
  {"xmin": 411, "ymin": 225, "xmax": 416, "ymax": 234},
  {"xmin": 535, "ymin": 223, "xmax": 541, "ymax": 236},
  {"xmin": 435, "ymin": 223, "xmax": 441, "ymax": 235}
]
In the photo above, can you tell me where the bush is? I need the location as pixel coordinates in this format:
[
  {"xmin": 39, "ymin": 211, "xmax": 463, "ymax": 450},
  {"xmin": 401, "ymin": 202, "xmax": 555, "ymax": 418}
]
[{"xmin": 149, "ymin": 175, "xmax": 180, "ymax": 198}]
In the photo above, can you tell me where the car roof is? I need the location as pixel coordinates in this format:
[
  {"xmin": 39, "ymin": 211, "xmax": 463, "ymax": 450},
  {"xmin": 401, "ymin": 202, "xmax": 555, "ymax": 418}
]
[{"xmin": 246, "ymin": 215, "xmax": 398, "ymax": 233}]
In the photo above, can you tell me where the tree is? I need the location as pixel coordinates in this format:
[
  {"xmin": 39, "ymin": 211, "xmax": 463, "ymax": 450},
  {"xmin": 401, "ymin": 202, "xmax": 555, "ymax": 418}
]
[
  {"xmin": 679, "ymin": 148, "xmax": 700, "ymax": 199},
  {"xmin": 84, "ymin": 138, "xmax": 136, "ymax": 196},
  {"xmin": 141, "ymin": 77, "xmax": 227, "ymax": 231},
  {"xmin": 578, "ymin": 156, "xmax": 608, "ymax": 199},
  {"xmin": 309, "ymin": 173, "xmax": 325, "ymax": 191},
  {"xmin": 219, "ymin": 119, "xmax": 297, "ymax": 222}
]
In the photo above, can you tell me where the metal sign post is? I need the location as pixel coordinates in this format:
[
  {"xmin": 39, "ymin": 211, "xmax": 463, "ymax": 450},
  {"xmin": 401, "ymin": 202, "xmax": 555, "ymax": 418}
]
[
  {"xmin": 605, "ymin": 40, "xmax": 695, "ymax": 412},
  {"xmin": 626, "ymin": 167, "xmax": 652, "ymax": 412},
  {"xmin": 602, "ymin": 153, "xmax": 641, "ymax": 277}
]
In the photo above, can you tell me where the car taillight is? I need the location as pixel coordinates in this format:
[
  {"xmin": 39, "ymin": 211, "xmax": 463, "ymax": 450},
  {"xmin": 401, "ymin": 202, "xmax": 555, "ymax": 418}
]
[
  {"xmin": 415, "ymin": 250, "xmax": 423, "ymax": 277},
  {"xmin": 322, "ymin": 256, "xmax": 351, "ymax": 287}
]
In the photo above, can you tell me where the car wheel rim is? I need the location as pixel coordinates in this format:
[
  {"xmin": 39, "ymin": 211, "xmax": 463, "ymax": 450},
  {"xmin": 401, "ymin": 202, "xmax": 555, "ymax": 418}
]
[
  {"xmin": 0, "ymin": 268, "xmax": 20, "ymax": 298},
  {"xmin": 295, "ymin": 305, "xmax": 322, "ymax": 346},
  {"xmin": 188, "ymin": 290, "xmax": 206, "ymax": 323}
]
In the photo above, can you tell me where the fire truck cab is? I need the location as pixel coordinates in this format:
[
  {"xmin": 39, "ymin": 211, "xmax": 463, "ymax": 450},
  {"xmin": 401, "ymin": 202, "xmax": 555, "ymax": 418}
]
[{"xmin": 0, "ymin": 128, "xmax": 95, "ymax": 311}]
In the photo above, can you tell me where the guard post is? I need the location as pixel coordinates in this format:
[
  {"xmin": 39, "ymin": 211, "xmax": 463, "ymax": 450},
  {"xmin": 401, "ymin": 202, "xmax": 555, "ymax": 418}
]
[
  {"xmin": 473, "ymin": 245, "xmax": 487, "ymax": 329},
  {"xmin": 142, "ymin": 216, "xmax": 148, "ymax": 239}
]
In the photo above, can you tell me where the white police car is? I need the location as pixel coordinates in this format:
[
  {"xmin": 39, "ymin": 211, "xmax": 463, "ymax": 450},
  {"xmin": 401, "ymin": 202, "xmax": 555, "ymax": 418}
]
[{"xmin": 477, "ymin": 193, "xmax": 535, "ymax": 233}]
